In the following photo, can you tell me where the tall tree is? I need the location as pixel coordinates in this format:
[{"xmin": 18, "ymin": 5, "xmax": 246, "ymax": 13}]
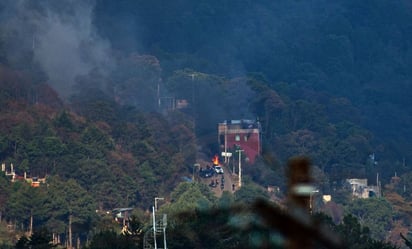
[{"xmin": 43, "ymin": 177, "xmax": 97, "ymax": 248}]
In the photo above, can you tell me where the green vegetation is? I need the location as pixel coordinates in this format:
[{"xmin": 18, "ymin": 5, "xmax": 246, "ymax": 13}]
[
  {"xmin": 0, "ymin": 0, "xmax": 412, "ymax": 247},
  {"xmin": 315, "ymin": 214, "xmax": 398, "ymax": 249},
  {"xmin": 346, "ymin": 198, "xmax": 394, "ymax": 240}
]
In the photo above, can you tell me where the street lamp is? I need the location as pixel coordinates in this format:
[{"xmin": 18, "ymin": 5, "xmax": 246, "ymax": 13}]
[
  {"xmin": 155, "ymin": 197, "xmax": 164, "ymax": 211},
  {"xmin": 310, "ymin": 190, "xmax": 319, "ymax": 214}
]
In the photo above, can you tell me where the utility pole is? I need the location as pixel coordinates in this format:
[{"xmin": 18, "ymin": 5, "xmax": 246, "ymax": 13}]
[
  {"xmin": 224, "ymin": 123, "xmax": 228, "ymax": 163},
  {"xmin": 236, "ymin": 149, "xmax": 244, "ymax": 188},
  {"xmin": 309, "ymin": 190, "xmax": 319, "ymax": 214},
  {"xmin": 190, "ymin": 73, "xmax": 197, "ymax": 144},
  {"xmin": 153, "ymin": 197, "xmax": 165, "ymax": 249},
  {"xmin": 163, "ymin": 214, "xmax": 168, "ymax": 249}
]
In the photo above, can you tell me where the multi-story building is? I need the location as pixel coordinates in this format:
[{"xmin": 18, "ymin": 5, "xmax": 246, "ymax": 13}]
[{"xmin": 218, "ymin": 119, "xmax": 261, "ymax": 164}]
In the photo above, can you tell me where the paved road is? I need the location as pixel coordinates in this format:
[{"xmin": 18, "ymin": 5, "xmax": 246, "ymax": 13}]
[{"xmin": 199, "ymin": 164, "xmax": 237, "ymax": 197}]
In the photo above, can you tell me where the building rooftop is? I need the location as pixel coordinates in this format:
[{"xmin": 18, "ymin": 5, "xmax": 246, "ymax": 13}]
[{"xmin": 219, "ymin": 119, "xmax": 260, "ymax": 130}]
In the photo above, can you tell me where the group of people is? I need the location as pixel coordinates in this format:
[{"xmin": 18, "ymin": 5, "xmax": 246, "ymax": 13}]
[
  {"xmin": 209, "ymin": 174, "xmax": 225, "ymax": 190},
  {"xmin": 199, "ymin": 165, "xmax": 215, "ymax": 178}
]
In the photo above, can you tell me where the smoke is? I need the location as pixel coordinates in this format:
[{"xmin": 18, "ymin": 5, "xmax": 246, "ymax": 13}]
[{"xmin": 1, "ymin": 0, "xmax": 113, "ymax": 97}]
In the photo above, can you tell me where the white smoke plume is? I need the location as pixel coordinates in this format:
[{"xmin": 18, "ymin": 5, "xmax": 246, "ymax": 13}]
[{"xmin": 1, "ymin": 0, "xmax": 113, "ymax": 97}]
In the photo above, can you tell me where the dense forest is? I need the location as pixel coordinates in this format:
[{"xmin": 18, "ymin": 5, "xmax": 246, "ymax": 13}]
[
  {"xmin": 92, "ymin": 0, "xmax": 412, "ymax": 182},
  {"xmin": 0, "ymin": 0, "xmax": 412, "ymax": 248}
]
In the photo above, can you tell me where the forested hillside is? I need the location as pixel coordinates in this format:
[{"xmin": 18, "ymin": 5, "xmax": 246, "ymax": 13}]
[
  {"xmin": 94, "ymin": 0, "xmax": 412, "ymax": 180},
  {"xmin": 0, "ymin": 0, "xmax": 411, "ymax": 248}
]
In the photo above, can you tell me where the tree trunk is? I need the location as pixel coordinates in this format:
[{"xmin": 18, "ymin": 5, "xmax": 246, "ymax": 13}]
[
  {"xmin": 68, "ymin": 214, "xmax": 73, "ymax": 249},
  {"xmin": 29, "ymin": 213, "xmax": 33, "ymax": 236}
]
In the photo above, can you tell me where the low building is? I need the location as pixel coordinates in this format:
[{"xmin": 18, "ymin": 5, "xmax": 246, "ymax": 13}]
[
  {"xmin": 218, "ymin": 119, "xmax": 261, "ymax": 164},
  {"xmin": 346, "ymin": 178, "xmax": 380, "ymax": 198},
  {"xmin": 2, "ymin": 163, "xmax": 46, "ymax": 187}
]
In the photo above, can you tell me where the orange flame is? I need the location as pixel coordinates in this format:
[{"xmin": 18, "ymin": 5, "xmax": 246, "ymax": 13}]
[{"xmin": 212, "ymin": 155, "xmax": 219, "ymax": 165}]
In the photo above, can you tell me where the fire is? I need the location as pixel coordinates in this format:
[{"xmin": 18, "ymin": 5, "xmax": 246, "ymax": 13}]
[{"xmin": 212, "ymin": 155, "xmax": 219, "ymax": 165}]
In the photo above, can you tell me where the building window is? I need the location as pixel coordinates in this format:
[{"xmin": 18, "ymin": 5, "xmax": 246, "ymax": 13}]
[
  {"xmin": 235, "ymin": 135, "xmax": 240, "ymax": 141},
  {"xmin": 244, "ymin": 135, "xmax": 248, "ymax": 141}
]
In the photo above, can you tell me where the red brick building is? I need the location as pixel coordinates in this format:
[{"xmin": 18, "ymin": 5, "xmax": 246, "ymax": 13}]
[{"xmin": 218, "ymin": 120, "xmax": 261, "ymax": 164}]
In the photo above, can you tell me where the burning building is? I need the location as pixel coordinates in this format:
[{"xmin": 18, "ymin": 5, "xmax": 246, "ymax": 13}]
[{"xmin": 218, "ymin": 120, "xmax": 261, "ymax": 164}]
